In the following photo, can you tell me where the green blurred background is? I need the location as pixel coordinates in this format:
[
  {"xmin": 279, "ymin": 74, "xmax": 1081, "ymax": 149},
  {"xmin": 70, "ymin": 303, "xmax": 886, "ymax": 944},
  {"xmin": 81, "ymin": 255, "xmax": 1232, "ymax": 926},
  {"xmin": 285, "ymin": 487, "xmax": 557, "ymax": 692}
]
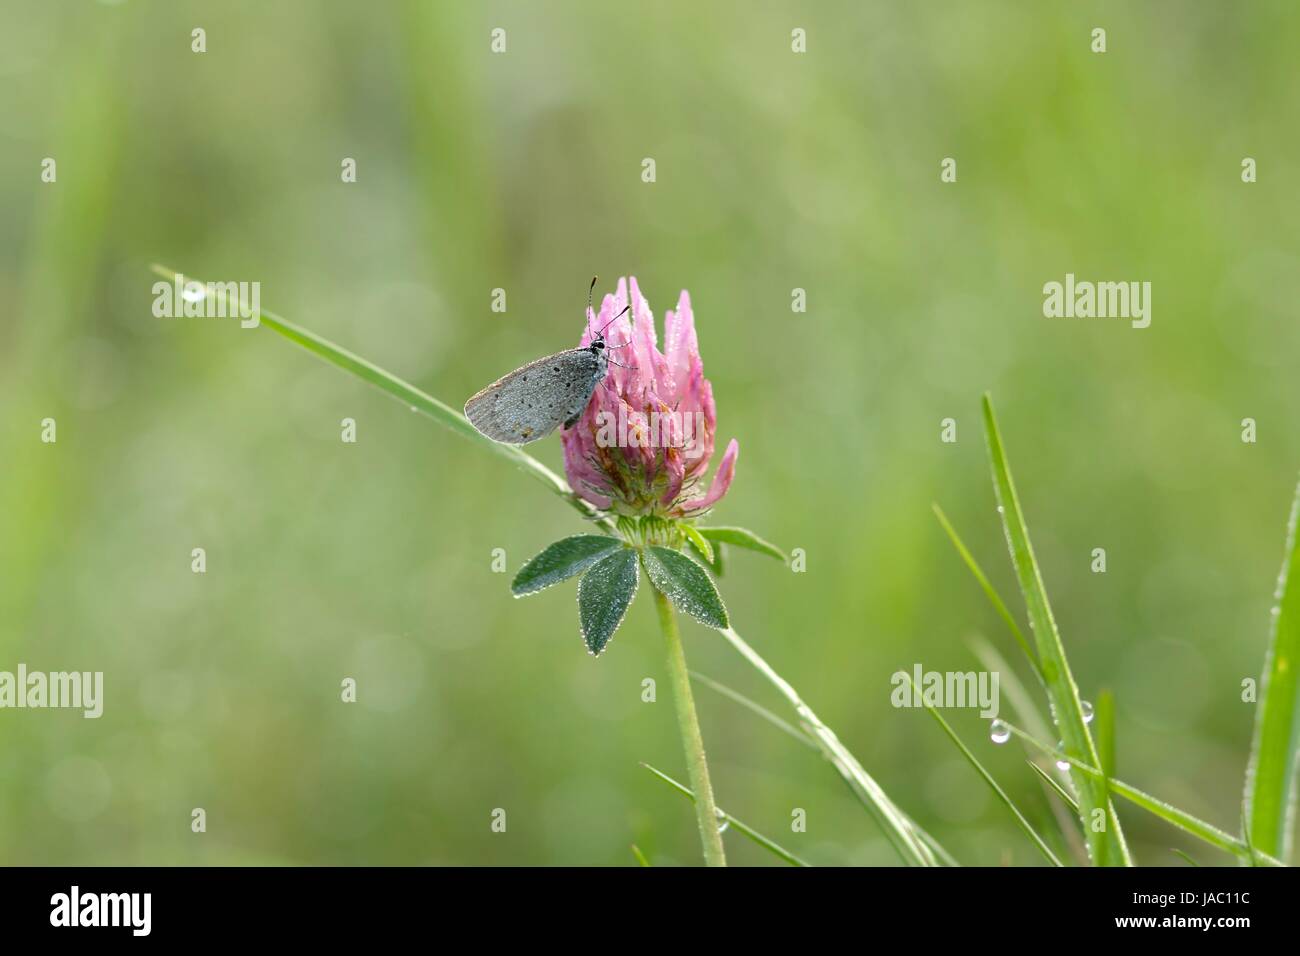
[{"xmin": 2, "ymin": 1, "xmax": 1298, "ymax": 866}]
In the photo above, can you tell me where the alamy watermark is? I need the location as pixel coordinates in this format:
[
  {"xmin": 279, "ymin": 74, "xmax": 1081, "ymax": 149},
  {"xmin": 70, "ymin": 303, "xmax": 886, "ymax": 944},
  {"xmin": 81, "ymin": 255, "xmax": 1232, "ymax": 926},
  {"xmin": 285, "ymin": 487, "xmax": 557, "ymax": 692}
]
[
  {"xmin": 592, "ymin": 406, "xmax": 708, "ymax": 461},
  {"xmin": 152, "ymin": 273, "xmax": 261, "ymax": 328},
  {"xmin": 891, "ymin": 664, "xmax": 999, "ymax": 718},
  {"xmin": 1043, "ymin": 273, "xmax": 1151, "ymax": 329},
  {"xmin": 50, "ymin": 886, "xmax": 150, "ymax": 936},
  {"xmin": 0, "ymin": 664, "xmax": 102, "ymax": 718}
]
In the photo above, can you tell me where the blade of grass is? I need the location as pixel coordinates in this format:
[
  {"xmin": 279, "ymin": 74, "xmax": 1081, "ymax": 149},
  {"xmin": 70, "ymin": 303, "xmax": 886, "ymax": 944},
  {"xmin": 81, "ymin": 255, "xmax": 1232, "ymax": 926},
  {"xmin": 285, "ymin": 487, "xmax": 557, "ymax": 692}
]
[
  {"xmin": 640, "ymin": 763, "xmax": 810, "ymax": 867},
  {"xmin": 898, "ymin": 812, "xmax": 961, "ymax": 867},
  {"xmin": 981, "ymin": 394, "xmax": 1131, "ymax": 866},
  {"xmin": 977, "ymin": 637, "xmax": 1089, "ymax": 866},
  {"xmin": 1096, "ymin": 690, "xmax": 1116, "ymax": 780},
  {"xmin": 149, "ymin": 264, "xmax": 614, "ymax": 533},
  {"xmin": 970, "ymin": 637, "xmax": 1051, "ymax": 742},
  {"xmin": 1028, "ymin": 760, "xmax": 1079, "ymax": 813},
  {"xmin": 904, "ymin": 675, "xmax": 1062, "ymax": 866},
  {"xmin": 1244, "ymin": 476, "xmax": 1300, "ymax": 862},
  {"xmin": 934, "ymin": 504, "xmax": 1043, "ymax": 682},
  {"xmin": 690, "ymin": 671, "xmax": 816, "ymax": 750},
  {"xmin": 715, "ymin": 626, "xmax": 939, "ymax": 866},
  {"xmin": 631, "ymin": 844, "xmax": 651, "ymax": 867},
  {"xmin": 1096, "ymin": 689, "xmax": 1116, "ymax": 826},
  {"xmin": 1006, "ymin": 723, "xmax": 1284, "ymax": 865},
  {"xmin": 691, "ymin": 670, "xmax": 960, "ymax": 865},
  {"xmin": 1241, "ymin": 801, "xmax": 1263, "ymax": 867}
]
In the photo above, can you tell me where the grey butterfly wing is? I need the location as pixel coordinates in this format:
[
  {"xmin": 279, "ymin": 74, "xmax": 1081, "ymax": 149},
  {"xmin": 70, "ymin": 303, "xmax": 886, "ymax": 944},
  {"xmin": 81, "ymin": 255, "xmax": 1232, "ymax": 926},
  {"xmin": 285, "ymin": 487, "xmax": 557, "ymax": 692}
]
[{"xmin": 464, "ymin": 348, "xmax": 605, "ymax": 445}]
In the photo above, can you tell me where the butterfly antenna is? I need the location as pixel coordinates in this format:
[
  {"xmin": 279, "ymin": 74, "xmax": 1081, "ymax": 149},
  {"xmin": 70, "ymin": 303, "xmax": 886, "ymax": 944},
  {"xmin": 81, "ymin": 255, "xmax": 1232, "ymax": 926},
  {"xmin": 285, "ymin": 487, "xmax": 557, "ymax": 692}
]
[
  {"xmin": 585, "ymin": 276, "xmax": 598, "ymax": 336},
  {"xmin": 606, "ymin": 356, "xmax": 633, "ymax": 369},
  {"xmin": 596, "ymin": 304, "xmax": 630, "ymax": 340}
]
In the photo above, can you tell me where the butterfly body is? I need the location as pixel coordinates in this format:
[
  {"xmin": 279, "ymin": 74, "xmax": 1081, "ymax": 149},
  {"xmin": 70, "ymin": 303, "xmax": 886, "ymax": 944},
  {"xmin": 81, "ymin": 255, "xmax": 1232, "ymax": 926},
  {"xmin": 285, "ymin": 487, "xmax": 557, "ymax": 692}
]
[{"xmin": 464, "ymin": 342, "xmax": 608, "ymax": 445}]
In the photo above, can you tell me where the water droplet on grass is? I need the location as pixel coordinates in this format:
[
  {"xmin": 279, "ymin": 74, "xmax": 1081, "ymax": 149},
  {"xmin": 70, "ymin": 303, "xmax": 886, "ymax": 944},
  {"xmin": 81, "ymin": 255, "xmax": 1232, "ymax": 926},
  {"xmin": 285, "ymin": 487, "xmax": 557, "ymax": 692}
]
[
  {"xmin": 715, "ymin": 807, "xmax": 729, "ymax": 833},
  {"xmin": 1055, "ymin": 743, "xmax": 1070, "ymax": 771},
  {"xmin": 989, "ymin": 719, "xmax": 1010, "ymax": 744},
  {"xmin": 1080, "ymin": 699, "xmax": 1094, "ymax": 723}
]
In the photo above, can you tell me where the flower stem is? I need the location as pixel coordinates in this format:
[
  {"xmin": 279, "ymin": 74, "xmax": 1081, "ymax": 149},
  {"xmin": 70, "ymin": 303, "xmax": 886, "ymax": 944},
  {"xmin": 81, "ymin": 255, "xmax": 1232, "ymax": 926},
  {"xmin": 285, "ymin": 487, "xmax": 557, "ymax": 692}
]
[{"xmin": 653, "ymin": 585, "xmax": 727, "ymax": 866}]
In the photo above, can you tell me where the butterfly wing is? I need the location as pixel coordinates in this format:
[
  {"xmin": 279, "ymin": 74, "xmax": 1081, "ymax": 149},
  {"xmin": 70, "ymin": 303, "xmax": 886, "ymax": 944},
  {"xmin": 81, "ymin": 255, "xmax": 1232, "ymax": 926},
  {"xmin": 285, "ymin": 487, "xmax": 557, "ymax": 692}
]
[{"xmin": 464, "ymin": 348, "xmax": 605, "ymax": 444}]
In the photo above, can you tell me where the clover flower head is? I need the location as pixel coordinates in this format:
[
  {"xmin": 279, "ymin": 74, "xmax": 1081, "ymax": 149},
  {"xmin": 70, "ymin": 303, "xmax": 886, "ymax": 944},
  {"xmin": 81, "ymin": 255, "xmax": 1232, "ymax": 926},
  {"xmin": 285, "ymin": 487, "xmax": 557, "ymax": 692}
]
[{"xmin": 561, "ymin": 277, "xmax": 738, "ymax": 520}]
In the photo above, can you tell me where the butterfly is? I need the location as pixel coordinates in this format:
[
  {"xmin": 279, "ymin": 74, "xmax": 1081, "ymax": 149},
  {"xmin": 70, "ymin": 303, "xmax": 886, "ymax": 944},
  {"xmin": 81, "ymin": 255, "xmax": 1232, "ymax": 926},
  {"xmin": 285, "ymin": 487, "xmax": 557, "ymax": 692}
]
[{"xmin": 464, "ymin": 278, "xmax": 631, "ymax": 444}]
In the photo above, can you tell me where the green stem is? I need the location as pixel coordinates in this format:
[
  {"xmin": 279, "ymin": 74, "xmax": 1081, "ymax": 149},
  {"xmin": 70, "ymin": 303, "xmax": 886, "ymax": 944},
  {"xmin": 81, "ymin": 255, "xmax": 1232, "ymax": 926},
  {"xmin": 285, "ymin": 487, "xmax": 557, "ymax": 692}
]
[{"xmin": 653, "ymin": 586, "xmax": 727, "ymax": 866}]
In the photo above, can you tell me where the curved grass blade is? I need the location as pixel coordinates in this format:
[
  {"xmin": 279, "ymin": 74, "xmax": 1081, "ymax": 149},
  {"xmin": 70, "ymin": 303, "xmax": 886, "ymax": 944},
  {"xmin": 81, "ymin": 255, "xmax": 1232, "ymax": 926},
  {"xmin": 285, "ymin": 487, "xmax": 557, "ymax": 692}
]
[
  {"xmin": 149, "ymin": 264, "xmax": 614, "ymax": 533},
  {"xmin": 1096, "ymin": 690, "xmax": 1116, "ymax": 779},
  {"xmin": 1241, "ymin": 800, "xmax": 1263, "ymax": 866},
  {"xmin": 1006, "ymin": 723, "xmax": 1284, "ymax": 865},
  {"xmin": 934, "ymin": 504, "xmax": 1042, "ymax": 681},
  {"xmin": 691, "ymin": 669, "xmax": 959, "ymax": 866},
  {"xmin": 974, "ymin": 637, "xmax": 1089, "ymax": 864},
  {"xmin": 689, "ymin": 670, "xmax": 814, "ymax": 749},
  {"xmin": 1244, "ymin": 476, "xmax": 1300, "ymax": 862},
  {"xmin": 904, "ymin": 675, "xmax": 1062, "ymax": 866},
  {"xmin": 640, "ymin": 763, "xmax": 810, "ymax": 867},
  {"xmin": 981, "ymin": 394, "xmax": 1131, "ymax": 866},
  {"xmin": 898, "ymin": 811, "xmax": 961, "ymax": 867},
  {"xmin": 716, "ymin": 626, "xmax": 939, "ymax": 865},
  {"xmin": 1096, "ymin": 689, "xmax": 1116, "ymax": 821},
  {"xmin": 1028, "ymin": 760, "xmax": 1079, "ymax": 813},
  {"xmin": 631, "ymin": 844, "xmax": 651, "ymax": 867},
  {"xmin": 969, "ymin": 638, "xmax": 1053, "ymax": 745}
]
